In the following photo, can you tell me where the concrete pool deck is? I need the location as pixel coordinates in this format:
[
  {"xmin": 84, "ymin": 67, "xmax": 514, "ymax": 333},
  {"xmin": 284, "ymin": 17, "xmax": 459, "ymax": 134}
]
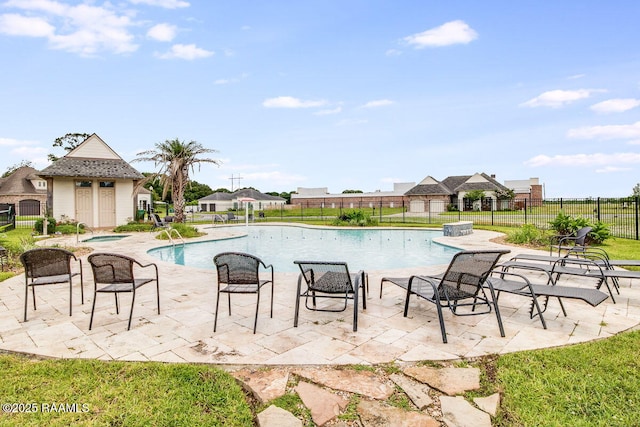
[{"xmin": 1, "ymin": 224, "xmax": 639, "ymax": 365}]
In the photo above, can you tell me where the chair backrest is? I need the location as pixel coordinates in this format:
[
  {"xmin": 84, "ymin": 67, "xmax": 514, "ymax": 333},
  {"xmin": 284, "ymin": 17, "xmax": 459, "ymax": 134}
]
[
  {"xmin": 152, "ymin": 214, "xmax": 165, "ymax": 227},
  {"xmin": 227, "ymin": 212, "xmax": 236, "ymax": 221},
  {"xmin": 20, "ymin": 248, "xmax": 74, "ymax": 279},
  {"xmin": 294, "ymin": 261, "xmax": 353, "ymax": 294},
  {"xmin": 88, "ymin": 253, "xmax": 135, "ymax": 284},
  {"xmin": 438, "ymin": 250, "xmax": 509, "ymax": 300},
  {"xmin": 214, "ymin": 252, "xmax": 261, "ymax": 284},
  {"xmin": 574, "ymin": 226, "xmax": 593, "ymax": 246}
]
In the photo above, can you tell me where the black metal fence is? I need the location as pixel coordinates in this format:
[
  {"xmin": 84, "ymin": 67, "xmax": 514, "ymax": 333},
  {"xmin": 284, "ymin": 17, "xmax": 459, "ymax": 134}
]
[{"xmin": 254, "ymin": 197, "xmax": 640, "ymax": 240}]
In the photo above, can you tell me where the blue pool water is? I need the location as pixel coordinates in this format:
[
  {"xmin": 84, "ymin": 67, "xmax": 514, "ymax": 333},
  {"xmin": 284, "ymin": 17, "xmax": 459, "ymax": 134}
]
[
  {"xmin": 147, "ymin": 225, "xmax": 458, "ymax": 272},
  {"xmin": 83, "ymin": 235, "xmax": 130, "ymax": 242}
]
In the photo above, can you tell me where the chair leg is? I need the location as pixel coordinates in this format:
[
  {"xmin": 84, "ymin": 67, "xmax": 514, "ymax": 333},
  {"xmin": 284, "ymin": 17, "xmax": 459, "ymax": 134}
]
[
  {"xmin": 69, "ymin": 279, "xmax": 73, "ymax": 317},
  {"xmin": 114, "ymin": 294, "xmax": 120, "ymax": 314},
  {"xmin": 270, "ymin": 282, "xmax": 274, "ymax": 318},
  {"xmin": 294, "ymin": 276, "xmax": 303, "ymax": 327},
  {"xmin": 353, "ymin": 282, "xmax": 359, "ymax": 332},
  {"xmin": 434, "ymin": 302, "xmax": 448, "ymax": 343},
  {"xmin": 23, "ymin": 281, "xmax": 29, "ymax": 322},
  {"xmin": 127, "ymin": 290, "xmax": 136, "ymax": 331},
  {"xmin": 89, "ymin": 292, "xmax": 98, "ymax": 330},
  {"xmin": 253, "ymin": 290, "xmax": 261, "ymax": 334},
  {"xmin": 227, "ymin": 293, "xmax": 232, "ymax": 315},
  {"xmin": 213, "ymin": 291, "xmax": 221, "ymax": 332},
  {"xmin": 156, "ymin": 280, "xmax": 161, "ymax": 314}
]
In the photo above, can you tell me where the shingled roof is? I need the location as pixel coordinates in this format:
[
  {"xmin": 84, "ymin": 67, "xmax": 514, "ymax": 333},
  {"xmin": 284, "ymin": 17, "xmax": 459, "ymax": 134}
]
[
  {"xmin": 199, "ymin": 188, "xmax": 285, "ymax": 202},
  {"xmin": 38, "ymin": 134, "xmax": 143, "ymax": 180},
  {"xmin": 405, "ymin": 173, "xmax": 510, "ymax": 196},
  {"xmin": 0, "ymin": 166, "xmax": 46, "ymax": 195},
  {"xmin": 38, "ymin": 157, "xmax": 144, "ymax": 179}
]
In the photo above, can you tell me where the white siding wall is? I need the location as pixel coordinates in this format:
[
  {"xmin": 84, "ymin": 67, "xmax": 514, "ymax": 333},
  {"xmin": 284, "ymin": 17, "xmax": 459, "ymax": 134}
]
[
  {"xmin": 51, "ymin": 178, "xmax": 136, "ymax": 227},
  {"xmin": 51, "ymin": 178, "xmax": 76, "ymax": 221}
]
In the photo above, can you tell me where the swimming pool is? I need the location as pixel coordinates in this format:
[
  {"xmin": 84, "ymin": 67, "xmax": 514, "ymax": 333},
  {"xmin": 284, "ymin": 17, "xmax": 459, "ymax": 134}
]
[
  {"xmin": 83, "ymin": 235, "xmax": 130, "ymax": 242},
  {"xmin": 147, "ymin": 225, "xmax": 458, "ymax": 272}
]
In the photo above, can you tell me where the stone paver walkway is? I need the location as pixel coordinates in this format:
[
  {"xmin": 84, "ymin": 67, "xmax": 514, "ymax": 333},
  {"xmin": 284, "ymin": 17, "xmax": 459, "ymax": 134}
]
[{"xmin": 1, "ymin": 224, "xmax": 639, "ymax": 425}]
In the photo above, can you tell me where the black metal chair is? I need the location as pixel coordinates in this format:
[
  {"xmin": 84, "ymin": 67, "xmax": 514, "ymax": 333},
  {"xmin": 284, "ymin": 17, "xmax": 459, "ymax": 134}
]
[
  {"xmin": 380, "ymin": 250, "xmax": 509, "ymax": 343},
  {"xmin": 213, "ymin": 252, "xmax": 274, "ymax": 334},
  {"xmin": 87, "ymin": 253, "xmax": 160, "ymax": 330},
  {"xmin": 550, "ymin": 226, "xmax": 592, "ymax": 255},
  {"xmin": 20, "ymin": 248, "xmax": 84, "ymax": 322},
  {"xmin": 151, "ymin": 213, "xmax": 169, "ymax": 231},
  {"xmin": 293, "ymin": 261, "xmax": 366, "ymax": 332}
]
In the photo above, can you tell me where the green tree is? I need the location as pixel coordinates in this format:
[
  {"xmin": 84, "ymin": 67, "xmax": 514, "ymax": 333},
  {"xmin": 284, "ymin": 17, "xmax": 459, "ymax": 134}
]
[
  {"xmin": 632, "ymin": 183, "xmax": 640, "ymax": 197},
  {"xmin": 48, "ymin": 133, "xmax": 90, "ymax": 162},
  {"xmin": 465, "ymin": 189, "xmax": 485, "ymax": 201},
  {"xmin": 342, "ymin": 189, "xmax": 363, "ymax": 194},
  {"xmin": 184, "ymin": 181, "xmax": 213, "ymax": 202},
  {"xmin": 133, "ymin": 139, "xmax": 220, "ymax": 223},
  {"xmin": 2, "ymin": 160, "xmax": 33, "ymax": 177}
]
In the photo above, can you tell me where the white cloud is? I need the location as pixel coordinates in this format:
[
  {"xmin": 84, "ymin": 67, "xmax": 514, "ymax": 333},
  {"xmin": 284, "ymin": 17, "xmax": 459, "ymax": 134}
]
[
  {"xmin": 596, "ymin": 166, "xmax": 632, "ymax": 173},
  {"xmin": 568, "ymin": 74, "xmax": 586, "ymax": 80},
  {"xmin": 156, "ymin": 44, "xmax": 214, "ymax": 60},
  {"xmin": 404, "ymin": 20, "xmax": 478, "ymax": 48},
  {"xmin": 0, "ymin": 14, "xmax": 55, "ymax": 37},
  {"xmin": 129, "ymin": 0, "xmax": 190, "ymax": 8},
  {"xmin": 567, "ymin": 121, "xmax": 640, "ymax": 140},
  {"xmin": 314, "ymin": 107, "xmax": 342, "ymax": 116},
  {"xmin": 0, "ymin": 137, "xmax": 40, "ymax": 146},
  {"xmin": 147, "ymin": 23, "xmax": 177, "ymax": 42},
  {"xmin": 262, "ymin": 96, "xmax": 327, "ymax": 109},
  {"xmin": 361, "ymin": 99, "xmax": 395, "ymax": 108},
  {"xmin": 1, "ymin": 1, "xmax": 139, "ymax": 55},
  {"xmin": 525, "ymin": 152, "xmax": 640, "ymax": 167},
  {"xmin": 385, "ymin": 49, "xmax": 402, "ymax": 56},
  {"xmin": 521, "ymin": 89, "xmax": 601, "ymax": 108},
  {"xmin": 590, "ymin": 98, "xmax": 640, "ymax": 114}
]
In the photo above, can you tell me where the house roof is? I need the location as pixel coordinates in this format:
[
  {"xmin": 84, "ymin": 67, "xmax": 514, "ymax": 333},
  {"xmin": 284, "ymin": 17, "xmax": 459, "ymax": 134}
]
[
  {"xmin": 0, "ymin": 166, "xmax": 47, "ymax": 195},
  {"xmin": 405, "ymin": 173, "xmax": 510, "ymax": 196},
  {"xmin": 38, "ymin": 158, "xmax": 144, "ymax": 179},
  {"xmin": 38, "ymin": 133, "xmax": 143, "ymax": 180},
  {"xmin": 199, "ymin": 188, "xmax": 285, "ymax": 202}
]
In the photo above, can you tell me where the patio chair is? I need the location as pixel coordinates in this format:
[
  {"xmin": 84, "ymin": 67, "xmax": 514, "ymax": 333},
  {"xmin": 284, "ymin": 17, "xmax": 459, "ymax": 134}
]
[
  {"xmin": 293, "ymin": 261, "xmax": 366, "ymax": 332},
  {"xmin": 213, "ymin": 252, "xmax": 274, "ymax": 334},
  {"xmin": 87, "ymin": 253, "xmax": 160, "ymax": 330},
  {"xmin": 20, "ymin": 248, "xmax": 84, "ymax": 322},
  {"xmin": 151, "ymin": 213, "xmax": 169, "ymax": 231},
  {"xmin": 379, "ymin": 250, "xmax": 509, "ymax": 343},
  {"xmin": 226, "ymin": 212, "xmax": 237, "ymax": 223},
  {"xmin": 550, "ymin": 226, "xmax": 592, "ymax": 255}
]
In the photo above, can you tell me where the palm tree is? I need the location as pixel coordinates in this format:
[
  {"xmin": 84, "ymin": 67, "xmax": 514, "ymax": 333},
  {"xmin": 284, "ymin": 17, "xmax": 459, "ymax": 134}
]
[{"xmin": 133, "ymin": 139, "xmax": 220, "ymax": 223}]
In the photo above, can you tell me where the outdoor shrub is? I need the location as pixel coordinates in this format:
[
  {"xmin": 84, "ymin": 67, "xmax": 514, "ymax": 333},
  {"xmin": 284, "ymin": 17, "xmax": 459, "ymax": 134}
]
[
  {"xmin": 549, "ymin": 212, "xmax": 611, "ymax": 244},
  {"xmin": 156, "ymin": 223, "xmax": 203, "ymax": 239},
  {"xmin": 506, "ymin": 224, "xmax": 550, "ymax": 246},
  {"xmin": 331, "ymin": 210, "xmax": 377, "ymax": 226},
  {"xmin": 113, "ymin": 222, "xmax": 153, "ymax": 232},
  {"xmin": 56, "ymin": 224, "xmax": 82, "ymax": 235},
  {"xmin": 589, "ymin": 221, "xmax": 611, "ymax": 244},
  {"xmin": 34, "ymin": 217, "xmax": 56, "ymax": 235}
]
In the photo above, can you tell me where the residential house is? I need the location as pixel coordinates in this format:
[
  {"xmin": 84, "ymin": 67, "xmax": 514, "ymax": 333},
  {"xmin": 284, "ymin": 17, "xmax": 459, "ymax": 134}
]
[
  {"xmin": 38, "ymin": 134, "xmax": 144, "ymax": 228},
  {"xmin": 0, "ymin": 166, "xmax": 48, "ymax": 215},
  {"xmin": 405, "ymin": 173, "xmax": 512, "ymax": 212},
  {"xmin": 290, "ymin": 183, "xmax": 414, "ymax": 209},
  {"xmin": 199, "ymin": 188, "xmax": 286, "ymax": 212}
]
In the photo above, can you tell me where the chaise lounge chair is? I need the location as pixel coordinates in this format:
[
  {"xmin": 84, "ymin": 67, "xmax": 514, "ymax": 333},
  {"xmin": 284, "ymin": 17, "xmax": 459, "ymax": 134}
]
[
  {"xmin": 293, "ymin": 261, "xmax": 366, "ymax": 332},
  {"xmin": 380, "ymin": 250, "xmax": 509, "ymax": 343}
]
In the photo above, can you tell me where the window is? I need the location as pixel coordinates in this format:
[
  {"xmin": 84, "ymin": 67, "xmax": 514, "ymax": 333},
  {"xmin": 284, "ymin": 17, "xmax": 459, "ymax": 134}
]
[
  {"xmin": 76, "ymin": 181, "xmax": 92, "ymax": 187},
  {"xmin": 99, "ymin": 181, "xmax": 115, "ymax": 188}
]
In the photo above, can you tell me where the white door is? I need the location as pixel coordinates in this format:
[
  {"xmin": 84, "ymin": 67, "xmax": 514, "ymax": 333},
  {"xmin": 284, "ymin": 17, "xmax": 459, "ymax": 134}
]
[
  {"xmin": 75, "ymin": 184, "xmax": 93, "ymax": 226},
  {"xmin": 99, "ymin": 182, "xmax": 116, "ymax": 227}
]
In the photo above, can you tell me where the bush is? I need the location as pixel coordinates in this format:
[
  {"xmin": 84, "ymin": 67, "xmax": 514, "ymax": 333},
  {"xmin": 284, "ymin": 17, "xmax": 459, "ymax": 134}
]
[
  {"xmin": 506, "ymin": 224, "xmax": 550, "ymax": 246},
  {"xmin": 331, "ymin": 210, "xmax": 378, "ymax": 227},
  {"xmin": 55, "ymin": 224, "xmax": 81, "ymax": 235},
  {"xmin": 549, "ymin": 212, "xmax": 611, "ymax": 244},
  {"xmin": 114, "ymin": 222, "xmax": 154, "ymax": 232},
  {"xmin": 34, "ymin": 217, "xmax": 56, "ymax": 234},
  {"xmin": 156, "ymin": 223, "xmax": 203, "ymax": 239}
]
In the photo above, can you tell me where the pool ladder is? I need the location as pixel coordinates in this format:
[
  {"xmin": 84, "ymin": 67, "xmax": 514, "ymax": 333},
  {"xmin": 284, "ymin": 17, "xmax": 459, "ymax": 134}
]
[
  {"xmin": 76, "ymin": 222, "xmax": 94, "ymax": 244},
  {"xmin": 161, "ymin": 228, "xmax": 185, "ymax": 246}
]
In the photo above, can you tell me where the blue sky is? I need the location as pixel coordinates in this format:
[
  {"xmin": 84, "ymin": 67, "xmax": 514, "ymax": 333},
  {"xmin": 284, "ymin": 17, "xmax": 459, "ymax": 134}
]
[{"xmin": 1, "ymin": 0, "xmax": 639, "ymax": 198}]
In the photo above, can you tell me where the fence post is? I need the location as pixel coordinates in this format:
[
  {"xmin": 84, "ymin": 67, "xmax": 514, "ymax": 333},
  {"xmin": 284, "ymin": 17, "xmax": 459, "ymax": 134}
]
[
  {"xmin": 524, "ymin": 199, "xmax": 527, "ymax": 224},
  {"xmin": 634, "ymin": 196, "xmax": 640, "ymax": 240},
  {"xmin": 402, "ymin": 200, "xmax": 406, "ymax": 223},
  {"xmin": 596, "ymin": 197, "xmax": 601, "ymax": 222}
]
